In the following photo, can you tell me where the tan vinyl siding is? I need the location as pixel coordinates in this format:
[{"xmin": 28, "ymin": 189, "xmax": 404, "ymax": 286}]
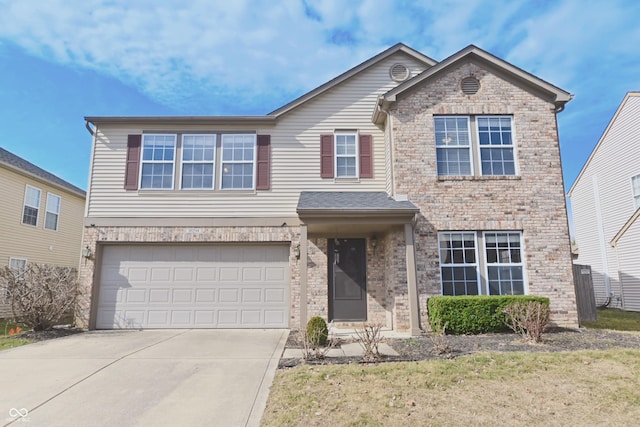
[
  {"xmin": 0, "ymin": 167, "xmax": 85, "ymax": 268},
  {"xmin": 87, "ymin": 52, "xmax": 429, "ymax": 218},
  {"xmin": 571, "ymin": 94, "xmax": 640, "ymax": 308}
]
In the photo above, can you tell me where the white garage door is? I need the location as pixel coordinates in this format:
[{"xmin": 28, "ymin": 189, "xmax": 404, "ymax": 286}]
[{"xmin": 95, "ymin": 244, "xmax": 290, "ymax": 329}]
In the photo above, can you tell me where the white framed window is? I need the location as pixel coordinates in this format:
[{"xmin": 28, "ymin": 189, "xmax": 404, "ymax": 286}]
[
  {"xmin": 140, "ymin": 134, "xmax": 176, "ymax": 189},
  {"xmin": 477, "ymin": 116, "xmax": 516, "ymax": 176},
  {"xmin": 335, "ymin": 132, "xmax": 358, "ymax": 178},
  {"xmin": 22, "ymin": 185, "xmax": 41, "ymax": 226},
  {"xmin": 221, "ymin": 134, "xmax": 256, "ymax": 190},
  {"xmin": 9, "ymin": 257, "xmax": 27, "ymax": 272},
  {"xmin": 181, "ymin": 134, "xmax": 216, "ymax": 189},
  {"xmin": 435, "ymin": 117, "xmax": 472, "ymax": 176},
  {"xmin": 484, "ymin": 231, "xmax": 525, "ymax": 295},
  {"xmin": 438, "ymin": 231, "xmax": 527, "ymax": 296},
  {"xmin": 632, "ymin": 174, "xmax": 640, "ymax": 210},
  {"xmin": 438, "ymin": 232, "xmax": 480, "ymax": 295},
  {"xmin": 44, "ymin": 193, "xmax": 61, "ymax": 231}
]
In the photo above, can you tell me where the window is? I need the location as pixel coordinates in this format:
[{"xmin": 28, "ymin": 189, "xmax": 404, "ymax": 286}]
[
  {"xmin": 478, "ymin": 117, "xmax": 515, "ymax": 175},
  {"xmin": 221, "ymin": 134, "xmax": 255, "ymax": 189},
  {"xmin": 181, "ymin": 135, "xmax": 216, "ymax": 189},
  {"xmin": 140, "ymin": 134, "xmax": 176, "ymax": 189},
  {"xmin": 22, "ymin": 185, "xmax": 41, "ymax": 226},
  {"xmin": 434, "ymin": 115, "xmax": 516, "ymax": 177},
  {"xmin": 438, "ymin": 232, "xmax": 479, "ymax": 296},
  {"xmin": 9, "ymin": 257, "xmax": 27, "ymax": 272},
  {"xmin": 632, "ymin": 174, "xmax": 640, "ymax": 210},
  {"xmin": 45, "ymin": 193, "xmax": 61, "ymax": 230},
  {"xmin": 435, "ymin": 117, "xmax": 472, "ymax": 176},
  {"xmin": 438, "ymin": 231, "xmax": 526, "ymax": 296},
  {"xmin": 335, "ymin": 132, "xmax": 358, "ymax": 178},
  {"xmin": 484, "ymin": 232, "xmax": 524, "ymax": 295}
]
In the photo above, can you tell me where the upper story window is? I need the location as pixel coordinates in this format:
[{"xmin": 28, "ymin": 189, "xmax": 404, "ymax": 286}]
[
  {"xmin": 45, "ymin": 193, "xmax": 61, "ymax": 231},
  {"xmin": 478, "ymin": 117, "xmax": 515, "ymax": 176},
  {"xmin": 435, "ymin": 117, "xmax": 472, "ymax": 176},
  {"xmin": 22, "ymin": 185, "xmax": 41, "ymax": 226},
  {"xmin": 140, "ymin": 134, "xmax": 176, "ymax": 189},
  {"xmin": 221, "ymin": 134, "xmax": 256, "ymax": 190},
  {"xmin": 434, "ymin": 115, "xmax": 516, "ymax": 177},
  {"xmin": 181, "ymin": 135, "xmax": 216, "ymax": 189},
  {"xmin": 335, "ymin": 132, "xmax": 358, "ymax": 178},
  {"xmin": 632, "ymin": 174, "xmax": 640, "ymax": 210}
]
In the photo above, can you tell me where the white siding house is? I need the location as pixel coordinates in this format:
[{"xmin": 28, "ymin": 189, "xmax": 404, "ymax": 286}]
[{"xmin": 569, "ymin": 92, "xmax": 640, "ymax": 310}]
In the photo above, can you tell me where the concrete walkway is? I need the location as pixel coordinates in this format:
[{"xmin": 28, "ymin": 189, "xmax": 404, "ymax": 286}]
[{"xmin": 0, "ymin": 329, "xmax": 287, "ymax": 427}]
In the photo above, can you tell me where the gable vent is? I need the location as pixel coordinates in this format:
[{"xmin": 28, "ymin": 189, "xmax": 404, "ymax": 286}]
[
  {"xmin": 390, "ymin": 63, "xmax": 410, "ymax": 82},
  {"xmin": 461, "ymin": 77, "xmax": 480, "ymax": 95}
]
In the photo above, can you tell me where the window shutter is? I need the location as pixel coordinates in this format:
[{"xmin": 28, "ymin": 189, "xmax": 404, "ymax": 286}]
[
  {"xmin": 320, "ymin": 134, "xmax": 334, "ymax": 178},
  {"xmin": 256, "ymin": 135, "xmax": 271, "ymax": 190},
  {"xmin": 359, "ymin": 134, "xmax": 373, "ymax": 178},
  {"xmin": 124, "ymin": 134, "xmax": 141, "ymax": 190}
]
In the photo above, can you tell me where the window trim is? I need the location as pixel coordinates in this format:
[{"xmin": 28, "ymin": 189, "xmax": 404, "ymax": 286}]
[
  {"xmin": 437, "ymin": 232, "xmax": 481, "ymax": 296},
  {"xmin": 482, "ymin": 231, "xmax": 527, "ymax": 296},
  {"xmin": 434, "ymin": 116, "xmax": 473, "ymax": 176},
  {"xmin": 139, "ymin": 134, "xmax": 177, "ymax": 190},
  {"xmin": 438, "ymin": 230, "xmax": 527, "ymax": 296},
  {"xmin": 334, "ymin": 131, "xmax": 359, "ymax": 179},
  {"xmin": 179, "ymin": 134, "xmax": 217, "ymax": 190},
  {"xmin": 220, "ymin": 133, "xmax": 257, "ymax": 190},
  {"xmin": 44, "ymin": 193, "xmax": 61, "ymax": 231},
  {"xmin": 631, "ymin": 174, "xmax": 640, "ymax": 211},
  {"xmin": 475, "ymin": 116, "xmax": 518, "ymax": 176},
  {"xmin": 8, "ymin": 257, "xmax": 27, "ymax": 272},
  {"xmin": 22, "ymin": 185, "xmax": 41, "ymax": 227}
]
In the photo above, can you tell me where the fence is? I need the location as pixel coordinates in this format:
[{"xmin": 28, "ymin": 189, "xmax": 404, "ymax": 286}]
[{"xmin": 573, "ymin": 264, "xmax": 597, "ymax": 323}]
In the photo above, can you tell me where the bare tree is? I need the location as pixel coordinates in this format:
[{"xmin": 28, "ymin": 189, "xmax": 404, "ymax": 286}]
[{"xmin": 0, "ymin": 264, "xmax": 80, "ymax": 331}]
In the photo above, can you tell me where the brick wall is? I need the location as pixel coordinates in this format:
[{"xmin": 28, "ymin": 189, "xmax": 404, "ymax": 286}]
[
  {"xmin": 76, "ymin": 225, "xmax": 301, "ymax": 329},
  {"xmin": 390, "ymin": 61, "xmax": 578, "ymax": 327}
]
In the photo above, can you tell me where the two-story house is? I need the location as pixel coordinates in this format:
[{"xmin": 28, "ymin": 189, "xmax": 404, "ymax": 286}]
[
  {"xmin": 0, "ymin": 147, "xmax": 86, "ymax": 318},
  {"xmin": 569, "ymin": 92, "xmax": 640, "ymax": 312},
  {"xmin": 78, "ymin": 44, "xmax": 578, "ymax": 333}
]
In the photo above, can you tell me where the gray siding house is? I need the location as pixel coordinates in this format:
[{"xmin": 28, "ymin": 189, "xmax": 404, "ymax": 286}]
[
  {"xmin": 569, "ymin": 92, "xmax": 640, "ymax": 311},
  {"xmin": 78, "ymin": 44, "xmax": 578, "ymax": 333}
]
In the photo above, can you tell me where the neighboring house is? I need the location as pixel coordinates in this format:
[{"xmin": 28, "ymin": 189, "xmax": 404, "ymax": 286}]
[
  {"xmin": 79, "ymin": 43, "xmax": 578, "ymax": 333},
  {"xmin": 0, "ymin": 147, "xmax": 86, "ymax": 318},
  {"xmin": 569, "ymin": 92, "xmax": 640, "ymax": 311}
]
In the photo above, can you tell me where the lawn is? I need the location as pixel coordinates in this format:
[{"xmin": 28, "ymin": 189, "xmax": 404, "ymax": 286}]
[
  {"xmin": 0, "ymin": 320, "xmax": 33, "ymax": 351},
  {"xmin": 262, "ymin": 349, "xmax": 640, "ymax": 426},
  {"xmin": 583, "ymin": 308, "xmax": 640, "ymax": 331}
]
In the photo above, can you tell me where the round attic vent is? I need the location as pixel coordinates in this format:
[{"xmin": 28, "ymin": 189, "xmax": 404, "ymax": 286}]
[
  {"xmin": 390, "ymin": 63, "xmax": 410, "ymax": 82},
  {"xmin": 461, "ymin": 76, "xmax": 480, "ymax": 95}
]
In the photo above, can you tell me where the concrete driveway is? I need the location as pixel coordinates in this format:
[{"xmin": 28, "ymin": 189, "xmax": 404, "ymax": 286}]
[{"xmin": 0, "ymin": 329, "xmax": 287, "ymax": 427}]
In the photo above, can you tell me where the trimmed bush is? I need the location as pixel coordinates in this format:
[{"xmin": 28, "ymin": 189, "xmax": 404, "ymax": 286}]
[
  {"xmin": 306, "ymin": 316, "xmax": 329, "ymax": 346},
  {"xmin": 427, "ymin": 295, "xmax": 550, "ymax": 335}
]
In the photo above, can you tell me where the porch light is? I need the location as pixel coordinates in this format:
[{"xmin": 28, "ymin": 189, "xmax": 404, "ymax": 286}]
[
  {"xmin": 294, "ymin": 244, "xmax": 301, "ymax": 259},
  {"xmin": 370, "ymin": 236, "xmax": 378, "ymax": 254},
  {"xmin": 82, "ymin": 245, "xmax": 92, "ymax": 259}
]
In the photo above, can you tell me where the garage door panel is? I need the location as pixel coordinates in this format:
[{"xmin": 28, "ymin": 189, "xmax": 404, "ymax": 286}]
[{"xmin": 96, "ymin": 244, "xmax": 289, "ymax": 329}]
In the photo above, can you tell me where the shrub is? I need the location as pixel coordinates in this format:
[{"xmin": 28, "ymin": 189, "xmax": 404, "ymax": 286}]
[
  {"xmin": 0, "ymin": 264, "xmax": 80, "ymax": 331},
  {"xmin": 355, "ymin": 323, "xmax": 383, "ymax": 361},
  {"xmin": 427, "ymin": 295, "xmax": 550, "ymax": 335},
  {"xmin": 503, "ymin": 300, "xmax": 550, "ymax": 343},
  {"xmin": 306, "ymin": 316, "xmax": 328, "ymax": 347}
]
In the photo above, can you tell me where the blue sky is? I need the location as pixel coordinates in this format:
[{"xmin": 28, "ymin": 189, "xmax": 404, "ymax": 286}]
[{"xmin": 0, "ymin": 0, "xmax": 638, "ymax": 200}]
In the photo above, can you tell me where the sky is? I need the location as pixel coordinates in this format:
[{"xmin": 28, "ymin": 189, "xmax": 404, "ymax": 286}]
[{"xmin": 0, "ymin": 0, "xmax": 638, "ymax": 205}]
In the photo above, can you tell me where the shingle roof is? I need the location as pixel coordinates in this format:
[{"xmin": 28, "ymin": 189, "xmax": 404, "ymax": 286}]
[
  {"xmin": 0, "ymin": 147, "xmax": 86, "ymax": 196},
  {"xmin": 297, "ymin": 191, "xmax": 418, "ymax": 212}
]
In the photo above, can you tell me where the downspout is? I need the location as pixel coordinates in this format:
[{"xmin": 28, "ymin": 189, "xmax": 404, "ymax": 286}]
[{"xmin": 379, "ymin": 102, "xmax": 395, "ymax": 197}]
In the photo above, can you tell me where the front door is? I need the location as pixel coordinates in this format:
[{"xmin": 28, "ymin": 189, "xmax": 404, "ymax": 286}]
[{"xmin": 328, "ymin": 238, "xmax": 367, "ymax": 321}]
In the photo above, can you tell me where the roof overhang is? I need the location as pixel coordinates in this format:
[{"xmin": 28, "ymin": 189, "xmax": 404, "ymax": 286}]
[{"xmin": 85, "ymin": 115, "xmax": 277, "ymax": 126}]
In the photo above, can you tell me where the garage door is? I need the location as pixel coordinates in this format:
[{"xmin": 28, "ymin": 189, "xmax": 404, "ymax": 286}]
[{"xmin": 95, "ymin": 244, "xmax": 290, "ymax": 329}]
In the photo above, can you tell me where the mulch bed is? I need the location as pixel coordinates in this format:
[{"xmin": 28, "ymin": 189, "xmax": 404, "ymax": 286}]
[
  {"xmin": 9, "ymin": 326, "xmax": 84, "ymax": 342},
  {"xmin": 279, "ymin": 328, "xmax": 640, "ymax": 368}
]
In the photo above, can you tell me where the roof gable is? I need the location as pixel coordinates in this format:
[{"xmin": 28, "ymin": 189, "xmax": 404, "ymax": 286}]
[
  {"xmin": 381, "ymin": 45, "xmax": 572, "ymax": 111},
  {"xmin": 568, "ymin": 92, "xmax": 640, "ymax": 196},
  {"xmin": 0, "ymin": 147, "xmax": 86, "ymax": 197}
]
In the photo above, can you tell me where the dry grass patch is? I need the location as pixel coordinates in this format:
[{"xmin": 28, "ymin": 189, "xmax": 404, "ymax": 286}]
[{"xmin": 262, "ymin": 349, "xmax": 640, "ymax": 426}]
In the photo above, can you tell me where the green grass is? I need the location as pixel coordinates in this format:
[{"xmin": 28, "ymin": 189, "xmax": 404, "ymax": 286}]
[
  {"xmin": 583, "ymin": 308, "xmax": 640, "ymax": 331},
  {"xmin": 0, "ymin": 319, "xmax": 33, "ymax": 351}
]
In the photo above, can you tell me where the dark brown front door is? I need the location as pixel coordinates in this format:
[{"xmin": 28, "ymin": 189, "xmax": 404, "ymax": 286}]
[{"xmin": 328, "ymin": 238, "xmax": 367, "ymax": 321}]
